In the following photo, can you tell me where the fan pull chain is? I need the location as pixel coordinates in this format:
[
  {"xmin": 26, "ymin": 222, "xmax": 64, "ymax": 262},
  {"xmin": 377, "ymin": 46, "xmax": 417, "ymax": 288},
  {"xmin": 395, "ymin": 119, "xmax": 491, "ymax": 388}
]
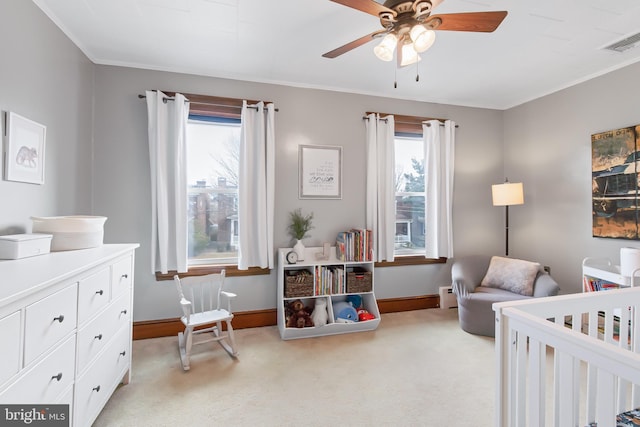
[
  {"xmin": 416, "ymin": 60, "xmax": 420, "ymax": 82},
  {"xmin": 394, "ymin": 65, "xmax": 397, "ymax": 89}
]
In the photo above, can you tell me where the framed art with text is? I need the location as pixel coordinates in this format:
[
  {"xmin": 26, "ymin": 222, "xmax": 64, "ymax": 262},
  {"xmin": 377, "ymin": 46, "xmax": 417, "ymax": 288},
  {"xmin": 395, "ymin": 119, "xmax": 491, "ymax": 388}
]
[
  {"xmin": 299, "ymin": 144, "xmax": 342, "ymax": 199},
  {"xmin": 4, "ymin": 112, "xmax": 46, "ymax": 185},
  {"xmin": 592, "ymin": 124, "xmax": 640, "ymax": 239}
]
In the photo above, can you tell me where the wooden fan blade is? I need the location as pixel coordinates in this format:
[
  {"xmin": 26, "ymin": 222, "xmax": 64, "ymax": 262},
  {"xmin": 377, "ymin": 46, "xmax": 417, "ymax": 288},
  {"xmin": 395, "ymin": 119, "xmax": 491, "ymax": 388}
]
[
  {"xmin": 427, "ymin": 11, "xmax": 508, "ymax": 32},
  {"xmin": 322, "ymin": 30, "xmax": 386, "ymax": 58},
  {"xmin": 329, "ymin": 0, "xmax": 396, "ymax": 18}
]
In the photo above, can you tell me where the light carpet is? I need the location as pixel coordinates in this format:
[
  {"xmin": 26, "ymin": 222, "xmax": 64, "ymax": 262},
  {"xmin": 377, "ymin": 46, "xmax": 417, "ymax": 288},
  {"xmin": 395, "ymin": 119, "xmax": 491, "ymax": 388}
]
[{"xmin": 94, "ymin": 308, "xmax": 495, "ymax": 427}]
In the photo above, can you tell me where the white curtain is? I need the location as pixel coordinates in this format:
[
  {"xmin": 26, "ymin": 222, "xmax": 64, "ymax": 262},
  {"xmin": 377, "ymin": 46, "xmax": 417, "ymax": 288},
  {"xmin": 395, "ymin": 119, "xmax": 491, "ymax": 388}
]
[
  {"xmin": 238, "ymin": 101, "xmax": 275, "ymax": 270},
  {"xmin": 423, "ymin": 120, "xmax": 456, "ymax": 258},
  {"xmin": 146, "ymin": 90, "xmax": 190, "ymax": 274},
  {"xmin": 365, "ymin": 113, "xmax": 396, "ymax": 262}
]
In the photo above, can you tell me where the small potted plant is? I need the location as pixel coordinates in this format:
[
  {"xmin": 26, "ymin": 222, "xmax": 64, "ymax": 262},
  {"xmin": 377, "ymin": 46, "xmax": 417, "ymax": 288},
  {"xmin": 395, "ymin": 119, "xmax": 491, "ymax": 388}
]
[{"xmin": 288, "ymin": 208, "xmax": 314, "ymax": 261}]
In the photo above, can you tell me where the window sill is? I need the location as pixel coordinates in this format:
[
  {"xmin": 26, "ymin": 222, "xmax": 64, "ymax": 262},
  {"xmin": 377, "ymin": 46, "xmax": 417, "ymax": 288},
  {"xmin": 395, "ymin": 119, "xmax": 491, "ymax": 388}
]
[
  {"xmin": 155, "ymin": 265, "xmax": 270, "ymax": 281},
  {"xmin": 375, "ymin": 256, "xmax": 447, "ymax": 268}
]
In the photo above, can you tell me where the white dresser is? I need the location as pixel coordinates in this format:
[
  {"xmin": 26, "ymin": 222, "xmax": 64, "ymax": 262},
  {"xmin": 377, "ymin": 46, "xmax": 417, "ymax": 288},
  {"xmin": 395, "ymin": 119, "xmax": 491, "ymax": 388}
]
[{"xmin": 0, "ymin": 243, "xmax": 138, "ymax": 427}]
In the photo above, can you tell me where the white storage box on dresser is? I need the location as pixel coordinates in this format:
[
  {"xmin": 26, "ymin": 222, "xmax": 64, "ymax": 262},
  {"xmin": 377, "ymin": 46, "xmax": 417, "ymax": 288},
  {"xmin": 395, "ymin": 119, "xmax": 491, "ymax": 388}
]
[
  {"xmin": 0, "ymin": 243, "xmax": 138, "ymax": 427},
  {"xmin": 0, "ymin": 233, "xmax": 52, "ymax": 259}
]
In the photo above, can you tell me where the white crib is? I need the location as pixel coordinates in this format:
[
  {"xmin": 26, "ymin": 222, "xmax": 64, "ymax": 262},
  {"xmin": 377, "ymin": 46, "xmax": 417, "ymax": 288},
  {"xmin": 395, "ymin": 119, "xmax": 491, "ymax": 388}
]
[{"xmin": 493, "ymin": 287, "xmax": 640, "ymax": 427}]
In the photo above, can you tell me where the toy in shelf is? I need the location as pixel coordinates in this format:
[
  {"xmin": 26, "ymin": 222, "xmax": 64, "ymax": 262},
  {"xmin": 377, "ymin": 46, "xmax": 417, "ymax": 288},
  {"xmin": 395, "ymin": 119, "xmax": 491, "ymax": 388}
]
[
  {"xmin": 333, "ymin": 301, "xmax": 358, "ymax": 323},
  {"xmin": 332, "ymin": 294, "xmax": 376, "ymax": 323},
  {"xmin": 285, "ymin": 299, "xmax": 314, "ymax": 328},
  {"xmin": 357, "ymin": 308, "xmax": 375, "ymax": 321},
  {"xmin": 311, "ymin": 298, "xmax": 328, "ymax": 327}
]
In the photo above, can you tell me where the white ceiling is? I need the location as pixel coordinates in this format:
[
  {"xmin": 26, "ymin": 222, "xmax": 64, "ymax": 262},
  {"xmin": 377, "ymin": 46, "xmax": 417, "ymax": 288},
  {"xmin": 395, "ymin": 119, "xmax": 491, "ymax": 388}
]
[{"xmin": 32, "ymin": 0, "xmax": 640, "ymax": 110}]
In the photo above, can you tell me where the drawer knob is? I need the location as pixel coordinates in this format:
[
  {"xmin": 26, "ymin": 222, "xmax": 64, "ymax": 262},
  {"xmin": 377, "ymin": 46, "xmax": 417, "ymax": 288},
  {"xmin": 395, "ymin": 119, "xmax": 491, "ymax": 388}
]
[
  {"xmin": 94, "ymin": 334, "xmax": 103, "ymax": 340},
  {"xmin": 120, "ymin": 351, "xmax": 126, "ymax": 357},
  {"xmin": 96, "ymin": 290, "xmax": 104, "ymax": 295},
  {"xmin": 51, "ymin": 373, "xmax": 62, "ymax": 382},
  {"xmin": 53, "ymin": 315, "xmax": 65, "ymax": 323},
  {"xmin": 92, "ymin": 385, "xmax": 101, "ymax": 393},
  {"xmin": 121, "ymin": 309, "xmax": 127, "ymax": 315},
  {"xmin": 121, "ymin": 274, "xmax": 128, "ymax": 279}
]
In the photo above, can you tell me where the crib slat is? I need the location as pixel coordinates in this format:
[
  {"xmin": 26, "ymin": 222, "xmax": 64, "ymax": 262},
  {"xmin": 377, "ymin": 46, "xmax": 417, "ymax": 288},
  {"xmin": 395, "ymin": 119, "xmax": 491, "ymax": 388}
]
[
  {"xmin": 508, "ymin": 327, "xmax": 518, "ymax": 427},
  {"xmin": 596, "ymin": 370, "xmax": 616, "ymax": 427},
  {"xmin": 618, "ymin": 308, "xmax": 631, "ymax": 413},
  {"xmin": 553, "ymin": 316, "xmax": 563, "ymax": 427},
  {"xmin": 571, "ymin": 313, "xmax": 581, "ymax": 422},
  {"xmin": 556, "ymin": 351, "xmax": 576, "ymax": 427},
  {"xmin": 516, "ymin": 332, "xmax": 527, "ymax": 426},
  {"xmin": 586, "ymin": 310, "xmax": 599, "ymax": 423},
  {"xmin": 527, "ymin": 338, "xmax": 545, "ymax": 427}
]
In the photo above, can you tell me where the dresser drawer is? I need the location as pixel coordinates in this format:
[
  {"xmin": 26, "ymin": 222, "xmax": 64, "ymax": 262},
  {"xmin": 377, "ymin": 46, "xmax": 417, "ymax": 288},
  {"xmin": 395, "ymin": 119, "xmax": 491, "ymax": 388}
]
[
  {"xmin": 75, "ymin": 327, "xmax": 130, "ymax": 427},
  {"xmin": 0, "ymin": 335, "xmax": 75, "ymax": 404},
  {"xmin": 76, "ymin": 292, "xmax": 132, "ymax": 374},
  {"xmin": 0, "ymin": 310, "xmax": 21, "ymax": 386},
  {"xmin": 78, "ymin": 267, "xmax": 111, "ymax": 324},
  {"xmin": 111, "ymin": 256, "xmax": 133, "ymax": 299},
  {"xmin": 24, "ymin": 283, "xmax": 78, "ymax": 365}
]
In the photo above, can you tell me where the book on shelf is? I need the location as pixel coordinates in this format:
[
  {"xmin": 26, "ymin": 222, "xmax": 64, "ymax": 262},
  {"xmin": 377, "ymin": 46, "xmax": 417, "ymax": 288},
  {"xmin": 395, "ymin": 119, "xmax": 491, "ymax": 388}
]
[
  {"xmin": 314, "ymin": 265, "xmax": 345, "ymax": 295},
  {"xmin": 583, "ymin": 275, "xmax": 620, "ymax": 292},
  {"xmin": 336, "ymin": 228, "xmax": 373, "ymax": 262}
]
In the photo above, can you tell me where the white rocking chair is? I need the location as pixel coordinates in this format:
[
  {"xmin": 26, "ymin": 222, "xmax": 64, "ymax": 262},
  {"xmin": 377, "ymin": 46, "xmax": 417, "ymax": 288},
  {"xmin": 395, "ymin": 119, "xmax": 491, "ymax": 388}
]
[{"xmin": 173, "ymin": 271, "xmax": 238, "ymax": 371}]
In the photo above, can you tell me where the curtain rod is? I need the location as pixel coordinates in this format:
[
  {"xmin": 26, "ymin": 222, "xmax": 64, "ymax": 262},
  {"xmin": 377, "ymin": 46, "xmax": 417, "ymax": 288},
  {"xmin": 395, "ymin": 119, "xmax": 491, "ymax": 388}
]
[
  {"xmin": 137, "ymin": 94, "xmax": 278, "ymax": 112},
  {"xmin": 362, "ymin": 116, "xmax": 459, "ymax": 128}
]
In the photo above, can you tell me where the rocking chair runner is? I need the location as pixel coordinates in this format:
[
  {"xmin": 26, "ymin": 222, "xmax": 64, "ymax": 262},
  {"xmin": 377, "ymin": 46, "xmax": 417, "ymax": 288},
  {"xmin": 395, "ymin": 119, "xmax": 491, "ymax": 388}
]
[{"xmin": 173, "ymin": 271, "xmax": 238, "ymax": 371}]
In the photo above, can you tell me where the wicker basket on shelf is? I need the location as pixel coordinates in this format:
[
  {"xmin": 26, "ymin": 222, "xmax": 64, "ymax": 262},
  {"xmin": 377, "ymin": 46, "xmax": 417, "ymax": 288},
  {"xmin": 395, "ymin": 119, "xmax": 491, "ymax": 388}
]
[
  {"xmin": 284, "ymin": 270, "xmax": 314, "ymax": 298},
  {"xmin": 346, "ymin": 267, "xmax": 372, "ymax": 293}
]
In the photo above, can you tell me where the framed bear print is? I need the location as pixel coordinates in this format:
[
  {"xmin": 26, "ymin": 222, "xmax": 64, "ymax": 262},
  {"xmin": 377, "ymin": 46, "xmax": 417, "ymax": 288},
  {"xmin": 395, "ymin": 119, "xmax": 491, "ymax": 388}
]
[{"xmin": 4, "ymin": 111, "xmax": 46, "ymax": 185}]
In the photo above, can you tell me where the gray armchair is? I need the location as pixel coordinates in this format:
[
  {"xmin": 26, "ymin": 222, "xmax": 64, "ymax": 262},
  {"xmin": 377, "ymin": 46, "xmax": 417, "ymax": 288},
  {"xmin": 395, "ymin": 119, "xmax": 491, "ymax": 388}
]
[{"xmin": 451, "ymin": 255, "xmax": 560, "ymax": 337}]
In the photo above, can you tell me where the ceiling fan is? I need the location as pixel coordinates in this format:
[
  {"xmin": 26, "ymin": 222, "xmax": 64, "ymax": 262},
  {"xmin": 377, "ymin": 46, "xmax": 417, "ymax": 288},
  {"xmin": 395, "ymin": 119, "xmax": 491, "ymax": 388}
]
[{"xmin": 323, "ymin": 0, "xmax": 508, "ymax": 67}]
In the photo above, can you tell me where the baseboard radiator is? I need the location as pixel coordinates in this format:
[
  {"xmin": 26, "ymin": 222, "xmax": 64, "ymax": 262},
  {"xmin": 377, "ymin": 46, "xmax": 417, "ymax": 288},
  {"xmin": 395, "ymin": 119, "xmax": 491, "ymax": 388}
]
[{"xmin": 438, "ymin": 286, "xmax": 457, "ymax": 309}]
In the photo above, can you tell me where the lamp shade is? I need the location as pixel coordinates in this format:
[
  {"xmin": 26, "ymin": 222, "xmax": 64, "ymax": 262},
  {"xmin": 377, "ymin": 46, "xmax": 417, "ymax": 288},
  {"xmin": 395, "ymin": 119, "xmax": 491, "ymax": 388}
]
[
  {"xmin": 410, "ymin": 25, "xmax": 436, "ymax": 53},
  {"xmin": 492, "ymin": 182, "xmax": 524, "ymax": 206},
  {"xmin": 374, "ymin": 33, "xmax": 397, "ymax": 62},
  {"xmin": 400, "ymin": 42, "xmax": 420, "ymax": 67}
]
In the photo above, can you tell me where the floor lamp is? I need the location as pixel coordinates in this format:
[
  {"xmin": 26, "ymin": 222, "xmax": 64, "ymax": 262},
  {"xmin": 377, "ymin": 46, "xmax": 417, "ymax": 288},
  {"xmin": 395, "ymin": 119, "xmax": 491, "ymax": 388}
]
[{"xmin": 492, "ymin": 180, "xmax": 524, "ymax": 256}]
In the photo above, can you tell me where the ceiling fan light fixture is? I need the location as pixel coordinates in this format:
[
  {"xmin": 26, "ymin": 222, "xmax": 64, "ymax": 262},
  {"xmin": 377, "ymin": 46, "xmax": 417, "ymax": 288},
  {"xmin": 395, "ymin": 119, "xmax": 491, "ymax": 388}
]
[
  {"xmin": 410, "ymin": 25, "xmax": 436, "ymax": 53},
  {"xmin": 400, "ymin": 41, "xmax": 420, "ymax": 67},
  {"xmin": 374, "ymin": 33, "xmax": 398, "ymax": 61}
]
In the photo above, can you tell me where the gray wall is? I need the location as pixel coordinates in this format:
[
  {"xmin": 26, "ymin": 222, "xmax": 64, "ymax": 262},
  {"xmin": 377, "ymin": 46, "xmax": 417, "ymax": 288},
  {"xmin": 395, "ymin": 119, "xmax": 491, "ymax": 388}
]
[
  {"xmin": 8, "ymin": 0, "xmax": 635, "ymax": 323},
  {"xmin": 504, "ymin": 62, "xmax": 640, "ymax": 294},
  {"xmin": 0, "ymin": 1, "xmax": 94, "ymax": 234},
  {"xmin": 92, "ymin": 66, "xmax": 504, "ymax": 320}
]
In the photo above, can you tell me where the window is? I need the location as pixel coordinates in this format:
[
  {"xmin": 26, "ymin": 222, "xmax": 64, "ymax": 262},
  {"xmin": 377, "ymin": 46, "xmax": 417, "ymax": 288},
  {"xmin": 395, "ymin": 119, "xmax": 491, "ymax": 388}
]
[
  {"xmin": 186, "ymin": 116, "xmax": 241, "ymax": 266},
  {"xmin": 150, "ymin": 92, "xmax": 273, "ymax": 280},
  {"xmin": 394, "ymin": 134, "xmax": 425, "ymax": 256},
  {"xmin": 365, "ymin": 112, "xmax": 448, "ymax": 267}
]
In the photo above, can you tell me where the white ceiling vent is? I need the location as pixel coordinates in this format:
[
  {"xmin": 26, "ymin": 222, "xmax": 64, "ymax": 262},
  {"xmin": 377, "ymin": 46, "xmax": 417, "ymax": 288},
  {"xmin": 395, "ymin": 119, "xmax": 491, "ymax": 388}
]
[{"xmin": 603, "ymin": 32, "xmax": 640, "ymax": 52}]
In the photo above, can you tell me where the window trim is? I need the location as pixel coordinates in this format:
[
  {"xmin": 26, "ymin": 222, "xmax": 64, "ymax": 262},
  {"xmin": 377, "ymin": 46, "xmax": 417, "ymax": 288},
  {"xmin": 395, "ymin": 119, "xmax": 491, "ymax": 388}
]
[
  {"xmin": 375, "ymin": 256, "xmax": 446, "ymax": 268},
  {"xmin": 155, "ymin": 265, "xmax": 269, "ymax": 281}
]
